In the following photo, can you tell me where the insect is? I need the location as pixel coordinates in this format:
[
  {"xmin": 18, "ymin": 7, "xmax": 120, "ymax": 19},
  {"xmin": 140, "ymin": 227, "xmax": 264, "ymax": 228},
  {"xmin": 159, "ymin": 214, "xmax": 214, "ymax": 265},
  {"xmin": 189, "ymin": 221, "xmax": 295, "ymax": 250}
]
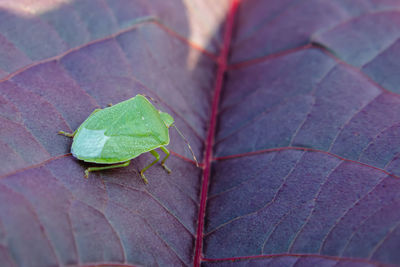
[{"xmin": 59, "ymin": 94, "xmax": 197, "ymax": 184}]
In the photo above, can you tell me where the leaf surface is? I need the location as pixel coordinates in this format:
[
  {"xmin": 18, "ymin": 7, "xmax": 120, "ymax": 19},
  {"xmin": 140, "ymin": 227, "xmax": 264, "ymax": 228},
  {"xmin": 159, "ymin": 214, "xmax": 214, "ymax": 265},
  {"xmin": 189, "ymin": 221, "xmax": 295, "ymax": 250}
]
[{"xmin": 1, "ymin": 0, "xmax": 400, "ymax": 266}]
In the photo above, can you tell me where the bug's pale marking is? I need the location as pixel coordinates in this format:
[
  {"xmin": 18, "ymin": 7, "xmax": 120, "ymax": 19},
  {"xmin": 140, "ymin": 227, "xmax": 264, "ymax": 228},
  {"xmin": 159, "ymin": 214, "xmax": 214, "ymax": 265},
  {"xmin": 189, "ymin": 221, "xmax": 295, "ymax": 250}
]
[{"xmin": 72, "ymin": 128, "xmax": 110, "ymax": 158}]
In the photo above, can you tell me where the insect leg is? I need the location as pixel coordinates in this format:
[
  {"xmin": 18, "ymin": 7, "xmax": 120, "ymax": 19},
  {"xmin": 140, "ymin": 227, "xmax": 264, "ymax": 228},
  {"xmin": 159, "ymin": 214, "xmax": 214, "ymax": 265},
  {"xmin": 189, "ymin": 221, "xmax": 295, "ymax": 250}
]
[
  {"xmin": 58, "ymin": 130, "xmax": 76, "ymax": 138},
  {"xmin": 140, "ymin": 150, "xmax": 160, "ymax": 184},
  {"xmin": 84, "ymin": 160, "xmax": 130, "ymax": 178},
  {"xmin": 160, "ymin": 146, "xmax": 171, "ymax": 174},
  {"xmin": 58, "ymin": 109, "xmax": 102, "ymax": 138}
]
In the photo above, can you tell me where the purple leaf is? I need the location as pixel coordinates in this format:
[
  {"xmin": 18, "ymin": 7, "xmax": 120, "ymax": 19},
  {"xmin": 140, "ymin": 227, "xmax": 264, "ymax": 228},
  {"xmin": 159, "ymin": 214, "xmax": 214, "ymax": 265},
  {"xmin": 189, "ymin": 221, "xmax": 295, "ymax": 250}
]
[{"xmin": 1, "ymin": 0, "xmax": 400, "ymax": 266}]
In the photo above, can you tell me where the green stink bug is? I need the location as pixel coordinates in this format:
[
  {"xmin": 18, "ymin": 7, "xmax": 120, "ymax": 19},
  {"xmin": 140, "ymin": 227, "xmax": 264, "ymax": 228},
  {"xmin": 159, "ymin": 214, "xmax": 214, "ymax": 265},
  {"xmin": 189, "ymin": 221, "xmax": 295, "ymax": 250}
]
[{"xmin": 59, "ymin": 94, "xmax": 196, "ymax": 184}]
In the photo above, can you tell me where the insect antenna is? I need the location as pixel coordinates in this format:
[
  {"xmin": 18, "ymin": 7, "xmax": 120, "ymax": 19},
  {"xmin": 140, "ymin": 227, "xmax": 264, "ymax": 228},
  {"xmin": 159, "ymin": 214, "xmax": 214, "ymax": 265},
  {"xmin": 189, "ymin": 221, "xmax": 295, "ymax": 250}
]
[
  {"xmin": 172, "ymin": 124, "xmax": 199, "ymax": 167},
  {"xmin": 142, "ymin": 94, "xmax": 199, "ymax": 167}
]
